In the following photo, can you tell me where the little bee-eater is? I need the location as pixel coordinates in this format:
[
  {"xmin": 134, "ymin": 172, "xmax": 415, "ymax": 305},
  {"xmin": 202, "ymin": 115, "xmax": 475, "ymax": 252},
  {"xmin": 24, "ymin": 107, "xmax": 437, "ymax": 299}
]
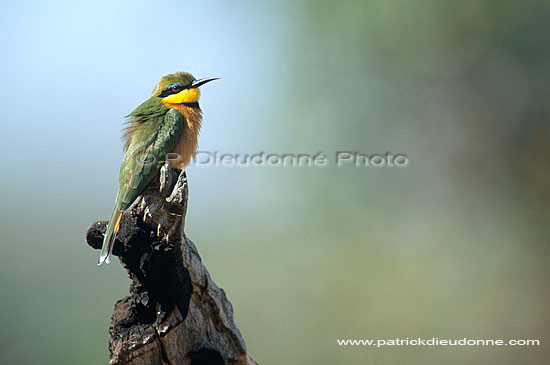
[{"xmin": 98, "ymin": 72, "xmax": 218, "ymax": 266}]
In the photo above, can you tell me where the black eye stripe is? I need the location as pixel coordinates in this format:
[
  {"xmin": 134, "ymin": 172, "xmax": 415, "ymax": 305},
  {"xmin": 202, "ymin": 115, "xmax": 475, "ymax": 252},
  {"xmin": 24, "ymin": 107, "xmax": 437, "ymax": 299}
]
[{"xmin": 159, "ymin": 84, "xmax": 187, "ymax": 97}]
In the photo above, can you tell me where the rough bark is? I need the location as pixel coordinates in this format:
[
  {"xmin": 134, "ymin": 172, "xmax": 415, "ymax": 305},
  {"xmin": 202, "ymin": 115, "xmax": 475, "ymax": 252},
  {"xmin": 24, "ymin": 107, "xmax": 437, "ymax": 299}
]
[{"xmin": 86, "ymin": 165, "xmax": 256, "ymax": 365}]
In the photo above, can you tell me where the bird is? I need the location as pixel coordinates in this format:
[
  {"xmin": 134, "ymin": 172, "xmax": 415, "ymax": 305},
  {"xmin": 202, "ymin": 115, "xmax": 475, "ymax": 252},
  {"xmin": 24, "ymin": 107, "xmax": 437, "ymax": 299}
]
[{"xmin": 98, "ymin": 72, "xmax": 218, "ymax": 266}]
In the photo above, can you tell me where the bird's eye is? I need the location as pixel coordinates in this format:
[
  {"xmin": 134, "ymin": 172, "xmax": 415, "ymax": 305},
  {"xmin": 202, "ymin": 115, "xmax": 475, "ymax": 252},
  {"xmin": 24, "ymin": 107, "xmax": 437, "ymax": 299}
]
[{"xmin": 171, "ymin": 86, "xmax": 182, "ymax": 92}]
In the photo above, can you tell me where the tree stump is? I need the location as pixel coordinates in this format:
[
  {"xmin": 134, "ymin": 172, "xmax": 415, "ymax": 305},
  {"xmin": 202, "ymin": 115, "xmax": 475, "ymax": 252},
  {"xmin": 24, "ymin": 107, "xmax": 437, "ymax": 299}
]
[{"xmin": 86, "ymin": 165, "xmax": 256, "ymax": 365}]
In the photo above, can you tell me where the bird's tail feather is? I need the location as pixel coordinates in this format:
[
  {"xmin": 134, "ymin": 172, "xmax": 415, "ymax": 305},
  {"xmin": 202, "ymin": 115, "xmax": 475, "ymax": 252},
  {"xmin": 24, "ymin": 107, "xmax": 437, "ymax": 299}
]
[{"xmin": 98, "ymin": 203, "xmax": 123, "ymax": 266}]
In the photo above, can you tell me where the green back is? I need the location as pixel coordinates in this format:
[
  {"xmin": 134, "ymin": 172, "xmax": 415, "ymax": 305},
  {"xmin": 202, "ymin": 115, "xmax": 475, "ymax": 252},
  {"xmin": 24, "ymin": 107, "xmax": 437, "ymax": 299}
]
[{"xmin": 117, "ymin": 107, "xmax": 184, "ymax": 211}]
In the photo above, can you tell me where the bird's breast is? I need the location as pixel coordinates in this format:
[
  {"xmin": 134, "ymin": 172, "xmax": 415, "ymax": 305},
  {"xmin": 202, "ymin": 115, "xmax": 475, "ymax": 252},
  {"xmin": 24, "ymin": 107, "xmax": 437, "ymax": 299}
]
[{"xmin": 167, "ymin": 106, "xmax": 203, "ymax": 169}]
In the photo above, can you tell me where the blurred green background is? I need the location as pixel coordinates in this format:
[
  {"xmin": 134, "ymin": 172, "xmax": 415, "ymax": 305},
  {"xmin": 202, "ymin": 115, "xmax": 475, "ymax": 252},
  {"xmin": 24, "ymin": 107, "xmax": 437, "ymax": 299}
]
[{"xmin": 1, "ymin": 0, "xmax": 549, "ymax": 364}]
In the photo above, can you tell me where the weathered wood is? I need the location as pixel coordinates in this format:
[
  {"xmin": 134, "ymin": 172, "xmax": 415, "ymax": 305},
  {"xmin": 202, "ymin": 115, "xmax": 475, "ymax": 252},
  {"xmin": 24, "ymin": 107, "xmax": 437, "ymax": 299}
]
[{"xmin": 86, "ymin": 165, "xmax": 256, "ymax": 365}]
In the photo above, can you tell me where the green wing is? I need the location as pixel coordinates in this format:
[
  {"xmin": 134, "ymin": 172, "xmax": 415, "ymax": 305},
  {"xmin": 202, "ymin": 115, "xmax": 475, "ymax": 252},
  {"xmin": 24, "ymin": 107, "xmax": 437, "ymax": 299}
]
[{"xmin": 116, "ymin": 108, "xmax": 183, "ymax": 211}]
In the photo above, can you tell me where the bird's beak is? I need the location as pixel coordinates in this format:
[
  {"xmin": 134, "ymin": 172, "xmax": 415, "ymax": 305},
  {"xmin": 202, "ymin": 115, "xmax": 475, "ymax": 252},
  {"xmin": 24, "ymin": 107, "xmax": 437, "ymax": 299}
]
[{"xmin": 191, "ymin": 77, "xmax": 220, "ymax": 88}]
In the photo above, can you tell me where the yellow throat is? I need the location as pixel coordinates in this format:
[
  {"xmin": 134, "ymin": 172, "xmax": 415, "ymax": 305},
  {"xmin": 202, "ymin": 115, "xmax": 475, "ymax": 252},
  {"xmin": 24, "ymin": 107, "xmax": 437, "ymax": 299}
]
[{"xmin": 162, "ymin": 88, "xmax": 201, "ymax": 105}]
